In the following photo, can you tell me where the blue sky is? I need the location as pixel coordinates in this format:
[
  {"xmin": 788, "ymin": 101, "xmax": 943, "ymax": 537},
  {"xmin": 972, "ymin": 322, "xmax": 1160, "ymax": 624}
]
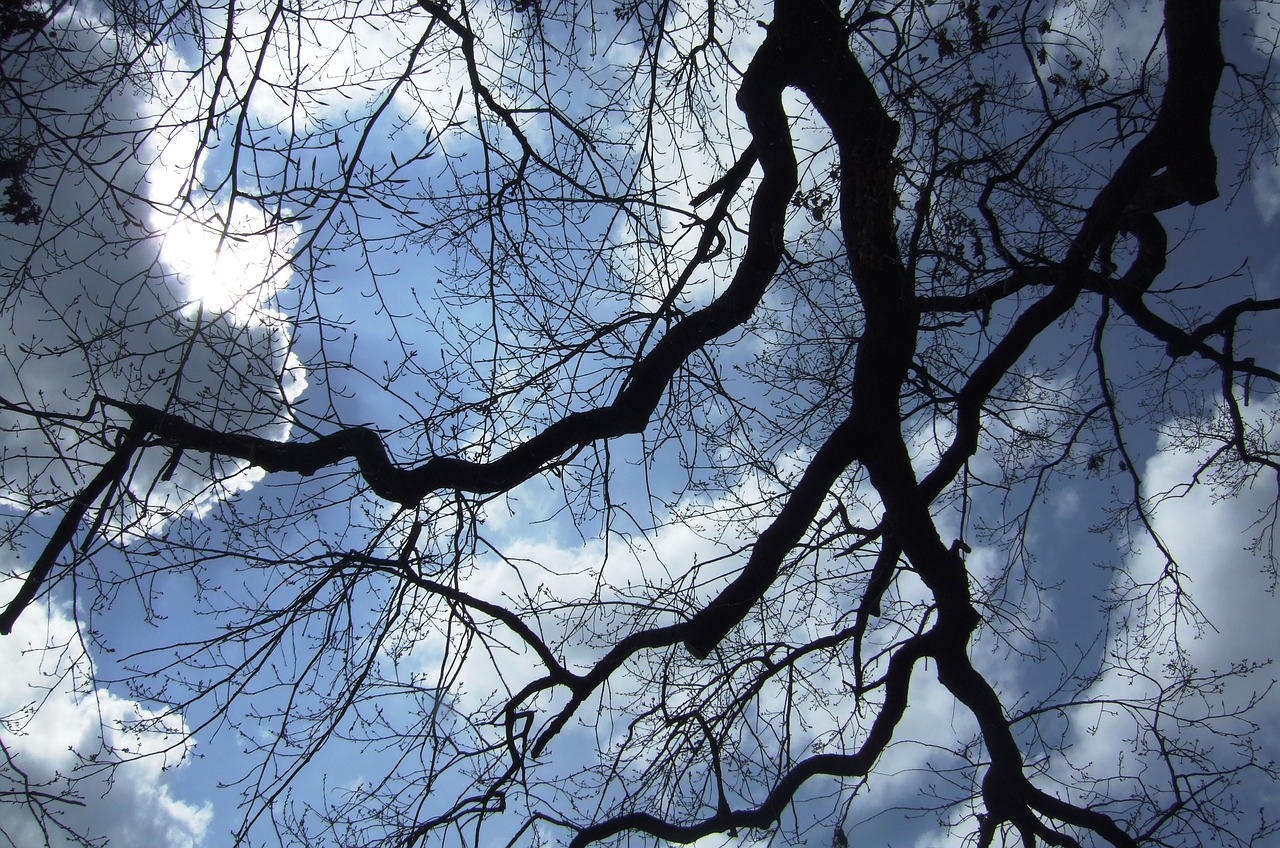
[{"xmin": 2, "ymin": 1, "xmax": 1280, "ymax": 846}]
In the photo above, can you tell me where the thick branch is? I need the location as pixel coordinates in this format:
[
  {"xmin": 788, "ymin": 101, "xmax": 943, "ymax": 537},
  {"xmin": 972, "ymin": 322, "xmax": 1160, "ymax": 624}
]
[
  {"xmin": 684, "ymin": 0, "xmax": 906, "ymax": 659},
  {"xmin": 1068, "ymin": 0, "xmax": 1223, "ymax": 267}
]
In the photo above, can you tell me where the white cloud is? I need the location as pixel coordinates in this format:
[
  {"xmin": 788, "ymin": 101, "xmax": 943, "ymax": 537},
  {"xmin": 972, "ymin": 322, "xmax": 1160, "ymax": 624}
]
[
  {"xmin": 1252, "ymin": 135, "xmax": 1280, "ymax": 223},
  {"xmin": 203, "ymin": 0, "xmax": 459, "ymax": 129},
  {"xmin": 0, "ymin": 577, "xmax": 211, "ymax": 848},
  {"xmin": 0, "ymin": 9, "xmax": 306, "ymax": 533},
  {"xmin": 382, "ymin": 440, "xmax": 993, "ymax": 843},
  {"xmin": 1057, "ymin": 402, "xmax": 1280, "ymax": 841},
  {"xmin": 1112, "ymin": 402, "xmax": 1279, "ymax": 669},
  {"xmin": 1229, "ymin": 0, "xmax": 1280, "ymax": 221}
]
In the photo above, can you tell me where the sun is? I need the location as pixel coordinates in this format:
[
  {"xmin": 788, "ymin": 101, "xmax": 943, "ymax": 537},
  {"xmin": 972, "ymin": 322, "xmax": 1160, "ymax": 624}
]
[{"xmin": 158, "ymin": 206, "xmax": 292, "ymax": 321}]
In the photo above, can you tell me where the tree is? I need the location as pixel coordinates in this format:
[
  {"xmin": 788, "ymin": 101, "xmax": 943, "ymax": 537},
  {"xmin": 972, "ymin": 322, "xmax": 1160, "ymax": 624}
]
[{"xmin": 1, "ymin": 0, "xmax": 1279, "ymax": 845}]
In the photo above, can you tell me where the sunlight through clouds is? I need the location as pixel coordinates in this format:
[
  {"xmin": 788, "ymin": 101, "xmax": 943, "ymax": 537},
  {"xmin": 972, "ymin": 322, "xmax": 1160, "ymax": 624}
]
[
  {"xmin": 0, "ymin": 5, "xmax": 307, "ymax": 526},
  {"xmin": 158, "ymin": 205, "xmax": 296, "ymax": 322}
]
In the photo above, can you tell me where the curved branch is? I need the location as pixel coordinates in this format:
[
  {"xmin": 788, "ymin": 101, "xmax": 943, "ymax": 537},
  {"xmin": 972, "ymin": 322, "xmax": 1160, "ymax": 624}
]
[{"xmin": 566, "ymin": 627, "xmax": 936, "ymax": 847}]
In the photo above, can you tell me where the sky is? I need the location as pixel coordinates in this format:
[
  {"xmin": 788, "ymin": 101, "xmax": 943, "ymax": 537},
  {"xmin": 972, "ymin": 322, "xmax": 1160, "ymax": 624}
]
[{"xmin": 1, "ymin": 1, "xmax": 1279, "ymax": 847}]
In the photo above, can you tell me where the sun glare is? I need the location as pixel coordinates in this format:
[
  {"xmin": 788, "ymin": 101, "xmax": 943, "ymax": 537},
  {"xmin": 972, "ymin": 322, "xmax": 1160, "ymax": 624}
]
[{"xmin": 159, "ymin": 210, "xmax": 291, "ymax": 321}]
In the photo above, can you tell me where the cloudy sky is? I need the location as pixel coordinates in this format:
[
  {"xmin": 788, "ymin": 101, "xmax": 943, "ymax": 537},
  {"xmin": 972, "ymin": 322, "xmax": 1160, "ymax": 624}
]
[{"xmin": 2, "ymin": 1, "xmax": 1279, "ymax": 846}]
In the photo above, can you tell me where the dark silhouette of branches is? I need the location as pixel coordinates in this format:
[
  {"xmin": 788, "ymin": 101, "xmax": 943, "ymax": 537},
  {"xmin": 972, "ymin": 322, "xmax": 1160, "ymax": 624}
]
[{"xmin": 2, "ymin": 0, "xmax": 1279, "ymax": 846}]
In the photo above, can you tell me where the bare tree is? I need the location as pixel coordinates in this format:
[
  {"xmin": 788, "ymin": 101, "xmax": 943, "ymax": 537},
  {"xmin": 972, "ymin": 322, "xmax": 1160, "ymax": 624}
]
[{"xmin": 2, "ymin": 0, "xmax": 1279, "ymax": 845}]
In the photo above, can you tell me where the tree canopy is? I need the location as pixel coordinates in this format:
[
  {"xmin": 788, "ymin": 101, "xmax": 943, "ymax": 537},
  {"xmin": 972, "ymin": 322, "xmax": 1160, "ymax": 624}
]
[{"xmin": 2, "ymin": 0, "xmax": 1279, "ymax": 845}]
